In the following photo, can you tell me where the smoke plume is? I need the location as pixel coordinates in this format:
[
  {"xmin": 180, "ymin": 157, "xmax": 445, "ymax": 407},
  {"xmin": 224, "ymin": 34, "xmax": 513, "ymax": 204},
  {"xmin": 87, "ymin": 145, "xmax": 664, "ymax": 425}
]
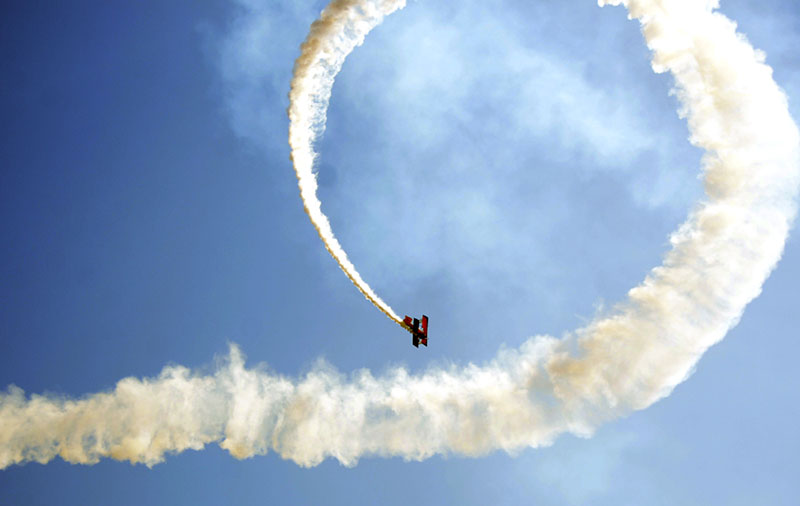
[
  {"xmin": 288, "ymin": 0, "xmax": 408, "ymax": 325},
  {"xmin": 1, "ymin": 0, "xmax": 798, "ymax": 469}
]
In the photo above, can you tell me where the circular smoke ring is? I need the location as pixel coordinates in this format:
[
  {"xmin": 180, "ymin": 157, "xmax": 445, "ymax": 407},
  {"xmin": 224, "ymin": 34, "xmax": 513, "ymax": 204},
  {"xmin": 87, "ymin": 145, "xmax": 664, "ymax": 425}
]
[{"xmin": 0, "ymin": 0, "xmax": 797, "ymax": 470}]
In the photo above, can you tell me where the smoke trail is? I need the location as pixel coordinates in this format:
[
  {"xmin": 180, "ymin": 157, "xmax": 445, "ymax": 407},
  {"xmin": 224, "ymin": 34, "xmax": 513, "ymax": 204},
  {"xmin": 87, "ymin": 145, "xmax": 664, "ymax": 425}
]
[
  {"xmin": 288, "ymin": 0, "xmax": 407, "ymax": 325},
  {"xmin": 1, "ymin": 0, "xmax": 798, "ymax": 469}
]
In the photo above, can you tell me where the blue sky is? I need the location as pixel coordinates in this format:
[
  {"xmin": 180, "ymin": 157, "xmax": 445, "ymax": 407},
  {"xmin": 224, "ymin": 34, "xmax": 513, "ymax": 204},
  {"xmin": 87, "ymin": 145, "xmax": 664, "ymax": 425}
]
[{"xmin": 1, "ymin": 0, "xmax": 799, "ymax": 504}]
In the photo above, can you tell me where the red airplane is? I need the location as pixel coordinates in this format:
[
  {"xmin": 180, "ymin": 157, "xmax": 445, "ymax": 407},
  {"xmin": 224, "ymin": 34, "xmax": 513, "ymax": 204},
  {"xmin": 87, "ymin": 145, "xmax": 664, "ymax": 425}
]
[{"xmin": 403, "ymin": 315, "xmax": 429, "ymax": 348}]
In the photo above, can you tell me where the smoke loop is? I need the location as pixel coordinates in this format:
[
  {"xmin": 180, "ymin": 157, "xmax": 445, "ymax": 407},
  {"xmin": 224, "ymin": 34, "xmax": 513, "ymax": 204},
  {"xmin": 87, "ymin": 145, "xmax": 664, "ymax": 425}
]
[{"xmin": 1, "ymin": 0, "xmax": 798, "ymax": 469}]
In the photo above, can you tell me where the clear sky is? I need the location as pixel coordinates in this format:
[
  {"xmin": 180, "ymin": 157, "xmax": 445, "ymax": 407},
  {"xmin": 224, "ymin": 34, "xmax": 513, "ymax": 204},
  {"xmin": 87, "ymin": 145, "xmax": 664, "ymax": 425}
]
[{"xmin": 1, "ymin": 0, "xmax": 799, "ymax": 504}]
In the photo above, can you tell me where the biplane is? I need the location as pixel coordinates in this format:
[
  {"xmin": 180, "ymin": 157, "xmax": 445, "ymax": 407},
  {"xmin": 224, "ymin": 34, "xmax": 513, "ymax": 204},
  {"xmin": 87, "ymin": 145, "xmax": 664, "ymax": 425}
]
[{"xmin": 403, "ymin": 315, "xmax": 429, "ymax": 348}]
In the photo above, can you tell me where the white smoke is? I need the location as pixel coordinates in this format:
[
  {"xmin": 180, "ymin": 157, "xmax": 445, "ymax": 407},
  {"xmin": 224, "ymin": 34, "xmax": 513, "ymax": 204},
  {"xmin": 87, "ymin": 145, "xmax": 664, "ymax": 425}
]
[
  {"xmin": 0, "ymin": 0, "xmax": 798, "ymax": 469},
  {"xmin": 288, "ymin": 0, "xmax": 408, "ymax": 325}
]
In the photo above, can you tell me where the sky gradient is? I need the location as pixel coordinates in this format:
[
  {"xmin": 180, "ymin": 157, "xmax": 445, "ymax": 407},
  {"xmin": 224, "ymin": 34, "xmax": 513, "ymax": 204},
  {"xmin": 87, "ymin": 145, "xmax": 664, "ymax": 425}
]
[{"xmin": 1, "ymin": 0, "xmax": 799, "ymax": 504}]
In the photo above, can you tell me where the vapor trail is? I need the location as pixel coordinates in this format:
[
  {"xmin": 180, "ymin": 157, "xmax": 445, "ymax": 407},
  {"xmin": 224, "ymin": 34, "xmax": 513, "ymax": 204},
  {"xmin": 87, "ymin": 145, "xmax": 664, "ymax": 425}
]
[
  {"xmin": 1, "ymin": 0, "xmax": 798, "ymax": 469},
  {"xmin": 288, "ymin": 0, "xmax": 407, "ymax": 326}
]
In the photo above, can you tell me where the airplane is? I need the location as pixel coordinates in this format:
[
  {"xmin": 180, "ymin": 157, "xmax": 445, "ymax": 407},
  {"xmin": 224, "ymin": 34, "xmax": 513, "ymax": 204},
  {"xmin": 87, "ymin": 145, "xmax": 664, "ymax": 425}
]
[{"xmin": 403, "ymin": 315, "xmax": 429, "ymax": 348}]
